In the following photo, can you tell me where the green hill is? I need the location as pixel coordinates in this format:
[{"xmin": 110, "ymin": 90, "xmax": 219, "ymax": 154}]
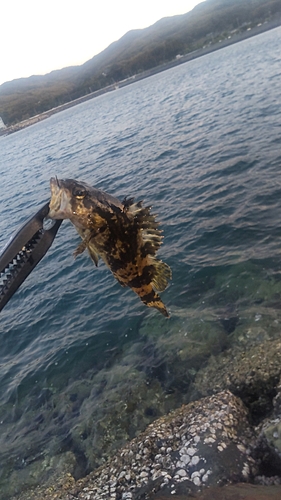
[{"xmin": 1, "ymin": 0, "xmax": 281, "ymax": 126}]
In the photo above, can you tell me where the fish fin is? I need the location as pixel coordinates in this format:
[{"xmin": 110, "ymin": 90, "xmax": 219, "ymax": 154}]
[
  {"xmin": 73, "ymin": 241, "xmax": 87, "ymax": 258},
  {"xmin": 73, "ymin": 240, "xmax": 99, "ymax": 266},
  {"xmin": 151, "ymin": 296, "xmax": 170, "ymax": 317},
  {"xmin": 150, "ymin": 257, "xmax": 172, "ymax": 292},
  {"xmin": 125, "ymin": 200, "xmax": 163, "ymax": 255},
  {"xmin": 148, "ymin": 293, "xmax": 169, "ymax": 317},
  {"xmin": 72, "ymin": 226, "xmax": 99, "ymax": 267},
  {"xmin": 122, "ymin": 197, "xmax": 135, "ymax": 211},
  {"xmin": 87, "ymin": 241, "xmax": 99, "ymax": 267},
  {"xmin": 132, "ymin": 283, "xmax": 170, "ymax": 317}
]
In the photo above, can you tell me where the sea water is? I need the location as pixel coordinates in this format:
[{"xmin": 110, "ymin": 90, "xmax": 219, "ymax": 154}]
[{"xmin": 0, "ymin": 27, "xmax": 281, "ymax": 497}]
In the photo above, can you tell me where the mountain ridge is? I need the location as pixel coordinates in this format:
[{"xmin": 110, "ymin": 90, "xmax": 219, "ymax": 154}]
[{"xmin": 1, "ymin": 0, "xmax": 281, "ymax": 126}]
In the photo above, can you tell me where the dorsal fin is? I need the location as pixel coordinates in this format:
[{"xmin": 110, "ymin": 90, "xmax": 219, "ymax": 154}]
[
  {"xmin": 125, "ymin": 200, "xmax": 163, "ymax": 255},
  {"xmin": 123, "ymin": 199, "xmax": 171, "ymax": 292},
  {"xmin": 122, "ymin": 197, "xmax": 135, "ymax": 210}
]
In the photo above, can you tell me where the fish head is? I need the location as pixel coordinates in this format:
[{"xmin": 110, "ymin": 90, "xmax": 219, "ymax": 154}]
[{"xmin": 48, "ymin": 177, "xmax": 95, "ymax": 227}]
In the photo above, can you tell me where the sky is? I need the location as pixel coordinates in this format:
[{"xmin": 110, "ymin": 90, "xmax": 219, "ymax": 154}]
[{"xmin": 1, "ymin": 0, "xmax": 203, "ymax": 86}]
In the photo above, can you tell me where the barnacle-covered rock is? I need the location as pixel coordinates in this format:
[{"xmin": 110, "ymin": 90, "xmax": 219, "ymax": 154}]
[
  {"xmin": 193, "ymin": 337, "xmax": 281, "ymax": 422},
  {"xmin": 70, "ymin": 390, "xmax": 257, "ymax": 499}
]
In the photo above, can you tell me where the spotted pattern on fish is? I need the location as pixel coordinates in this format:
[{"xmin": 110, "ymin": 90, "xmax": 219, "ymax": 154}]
[{"xmin": 48, "ymin": 178, "xmax": 171, "ymax": 317}]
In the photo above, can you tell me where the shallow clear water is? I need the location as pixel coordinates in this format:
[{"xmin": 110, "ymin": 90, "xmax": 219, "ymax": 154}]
[{"xmin": 0, "ymin": 27, "xmax": 281, "ymax": 497}]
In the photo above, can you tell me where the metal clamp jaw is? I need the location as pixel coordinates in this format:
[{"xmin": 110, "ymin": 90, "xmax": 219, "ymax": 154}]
[{"xmin": 0, "ymin": 203, "xmax": 62, "ymax": 313}]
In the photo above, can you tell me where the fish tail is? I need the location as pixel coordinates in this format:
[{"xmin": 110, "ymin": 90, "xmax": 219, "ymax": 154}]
[{"xmin": 132, "ymin": 284, "xmax": 169, "ymax": 318}]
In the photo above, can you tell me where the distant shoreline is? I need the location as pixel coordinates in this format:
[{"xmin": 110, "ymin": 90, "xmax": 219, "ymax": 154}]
[{"xmin": 1, "ymin": 18, "xmax": 280, "ymax": 137}]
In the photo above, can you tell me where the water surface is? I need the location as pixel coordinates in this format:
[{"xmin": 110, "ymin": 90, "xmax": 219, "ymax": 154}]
[{"xmin": 0, "ymin": 27, "xmax": 281, "ymax": 498}]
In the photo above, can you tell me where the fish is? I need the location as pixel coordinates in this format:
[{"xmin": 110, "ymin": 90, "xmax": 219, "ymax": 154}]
[{"xmin": 48, "ymin": 178, "xmax": 171, "ymax": 317}]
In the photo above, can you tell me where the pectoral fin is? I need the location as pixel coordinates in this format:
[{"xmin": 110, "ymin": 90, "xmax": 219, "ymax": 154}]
[
  {"xmin": 72, "ymin": 228, "xmax": 99, "ymax": 267},
  {"xmin": 87, "ymin": 241, "xmax": 99, "ymax": 267},
  {"xmin": 73, "ymin": 241, "xmax": 87, "ymax": 258}
]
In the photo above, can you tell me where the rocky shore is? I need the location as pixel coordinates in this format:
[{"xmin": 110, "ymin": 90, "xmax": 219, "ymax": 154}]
[
  {"xmin": 10, "ymin": 387, "xmax": 281, "ymax": 499},
  {"xmin": 9, "ymin": 322, "xmax": 281, "ymax": 500}
]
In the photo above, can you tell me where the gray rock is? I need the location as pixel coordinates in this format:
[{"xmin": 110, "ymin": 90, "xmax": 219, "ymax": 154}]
[
  {"xmin": 11, "ymin": 390, "xmax": 281, "ymax": 500},
  {"xmin": 193, "ymin": 336, "xmax": 281, "ymax": 421},
  {"xmin": 69, "ymin": 390, "xmax": 258, "ymax": 499}
]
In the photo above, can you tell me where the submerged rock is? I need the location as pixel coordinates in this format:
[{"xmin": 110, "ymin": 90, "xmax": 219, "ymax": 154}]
[
  {"xmin": 11, "ymin": 390, "xmax": 281, "ymax": 500},
  {"xmin": 69, "ymin": 391, "xmax": 257, "ymax": 499},
  {"xmin": 8, "ymin": 452, "xmax": 76, "ymax": 500},
  {"xmin": 8, "ymin": 304, "xmax": 281, "ymax": 500},
  {"xmin": 193, "ymin": 337, "xmax": 281, "ymax": 422}
]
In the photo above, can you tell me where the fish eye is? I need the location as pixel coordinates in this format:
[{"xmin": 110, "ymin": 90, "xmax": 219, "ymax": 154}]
[{"xmin": 73, "ymin": 187, "xmax": 86, "ymax": 199}]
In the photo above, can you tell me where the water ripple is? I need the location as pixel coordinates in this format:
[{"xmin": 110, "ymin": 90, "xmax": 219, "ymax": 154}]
[{"xmin": 0, "ymin": 26, "xmax": 281, "ymax": 498}]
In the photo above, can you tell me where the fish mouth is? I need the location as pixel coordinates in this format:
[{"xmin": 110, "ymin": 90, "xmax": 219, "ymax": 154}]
[{"xmin": 48, "ymin": 177, "xmax": 72, "ymax": 219}]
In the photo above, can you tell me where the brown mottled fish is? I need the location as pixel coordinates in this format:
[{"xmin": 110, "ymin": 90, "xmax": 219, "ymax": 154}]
[{"xmin": 48, "ymin": 178, "xmax": 171, "ymax": 317}]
